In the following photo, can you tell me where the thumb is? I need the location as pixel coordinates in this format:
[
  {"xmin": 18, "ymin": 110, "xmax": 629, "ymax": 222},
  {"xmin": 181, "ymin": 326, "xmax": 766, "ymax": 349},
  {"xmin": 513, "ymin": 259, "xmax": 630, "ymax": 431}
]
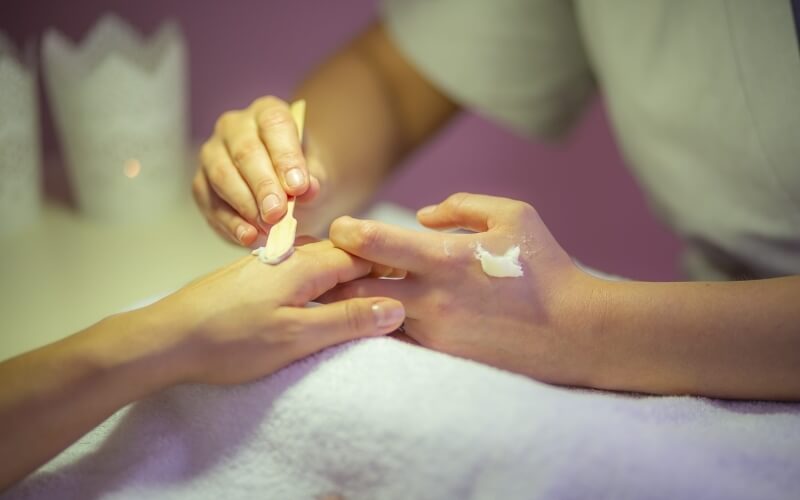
[
  {"xmin": 296, "ymin": 298, "xmax": 405, "ymax": 346},
  {"xmin": 416, "ymin": 192, "xmax": 499, "ymax": 232}
]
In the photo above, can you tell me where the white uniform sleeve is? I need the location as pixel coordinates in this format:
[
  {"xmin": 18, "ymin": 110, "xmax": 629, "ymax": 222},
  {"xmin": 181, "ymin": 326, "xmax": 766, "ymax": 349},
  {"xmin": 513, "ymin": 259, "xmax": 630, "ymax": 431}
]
[{"xmin": 381, "ymin": 0, "xmax": 595, "ymax": 139}]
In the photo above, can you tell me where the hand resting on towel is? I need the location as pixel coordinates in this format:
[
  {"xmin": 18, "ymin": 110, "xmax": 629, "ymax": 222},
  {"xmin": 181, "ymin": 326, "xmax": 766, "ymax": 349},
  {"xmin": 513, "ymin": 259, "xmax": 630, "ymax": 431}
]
[
  {"xmin": 0, "ymin": 240, "xmax": 405, "ymax": 491},
  {"xmin": 325, "ymin": 192, "xmax": 800, "ymax": 401}
]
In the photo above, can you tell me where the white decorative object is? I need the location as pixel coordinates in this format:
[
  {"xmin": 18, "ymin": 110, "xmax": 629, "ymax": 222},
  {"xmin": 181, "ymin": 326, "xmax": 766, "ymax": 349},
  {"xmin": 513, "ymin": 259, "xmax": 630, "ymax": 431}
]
[
  {"xmin": 0, "ymin": 32, "xmax": 41, "ymax": 236},
  {"xmin": 42, "ymin": 14, "xmax": 189, "ymax": 222}
]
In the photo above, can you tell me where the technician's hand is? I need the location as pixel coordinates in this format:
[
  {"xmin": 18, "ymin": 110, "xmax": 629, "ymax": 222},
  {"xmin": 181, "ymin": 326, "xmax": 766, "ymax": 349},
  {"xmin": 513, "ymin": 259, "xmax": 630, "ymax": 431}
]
[
  {"xmin": 193, "ymin": 96, "xmax": 325, "ymax": 247},
  {"xmin": 152, "ymin": 240, "xmax": 405, "ymax": 385},
  {"xmin": 323, "ymin": 193, "xmax": 603, "ymax": 386}
]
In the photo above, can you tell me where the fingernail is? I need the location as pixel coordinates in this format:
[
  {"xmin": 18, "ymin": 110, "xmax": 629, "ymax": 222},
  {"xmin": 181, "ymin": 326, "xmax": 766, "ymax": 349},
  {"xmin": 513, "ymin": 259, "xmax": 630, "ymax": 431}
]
[
  {"xmin": 262, "ymin": 193, "xmax": 281, "ymax": 215},
  {"xmin": 372, "ymin": 301, "xmax": 405, "ymax": 331},
  {"xmin": 417, "ymin": 205, "xmax": 436, "ymax": 216},
  {"xmin": 235, "ymin": 225, "xmax": 248, "ymax": 242},
  {"xmin": 285, "ymin": 168, "xmax": 305, "ymax": 189}
]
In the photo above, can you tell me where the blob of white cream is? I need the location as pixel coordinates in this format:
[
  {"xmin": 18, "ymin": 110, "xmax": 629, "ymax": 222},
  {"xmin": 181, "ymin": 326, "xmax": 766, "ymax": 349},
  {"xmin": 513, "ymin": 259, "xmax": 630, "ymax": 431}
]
[
  {"xmin": 251, "ymin": 246, "xmax": 294, "ymax": 265},
  {"xmin": 474, "ymin": 243, "xmax": 524, "ymax": 278}
]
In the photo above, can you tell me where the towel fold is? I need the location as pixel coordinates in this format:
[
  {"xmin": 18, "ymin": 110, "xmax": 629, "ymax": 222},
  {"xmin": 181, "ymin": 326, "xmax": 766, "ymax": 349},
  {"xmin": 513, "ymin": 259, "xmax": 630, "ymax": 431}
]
[{"xmin": 7, "ymin": 337, "xmax": 800, "ymax": 500}]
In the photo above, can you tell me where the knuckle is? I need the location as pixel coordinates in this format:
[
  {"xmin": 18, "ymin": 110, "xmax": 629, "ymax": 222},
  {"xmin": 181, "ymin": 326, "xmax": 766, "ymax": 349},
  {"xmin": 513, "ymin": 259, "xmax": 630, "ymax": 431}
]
[
  {"xmin": 268, "ymin": 312, "xmax": 301, "ymax": 344},
  {"xmin": 428, "ymin": 249, "xmax": 453, "ymax": 268},
  {"xmin": 329, "ymin": 216, "xmax": 348, "ymax": 236},
  {"xmin": 254, "ymin": 177, "xmax": 279, "ymax": 196},
  {"xmin": 289, "ymin": 277, "xmax": 316, "ymax": 303},
  {"xmin": 354, "ymin": 221, "xmax": 383, "ymax": 251},
  {"xmin": 509, "ymin": 201, "xmax": 538, "ymax": 222},
  {"xmin": 232, "ymin": 141, "xmax": 264, "ymax": 166},
  {"xmin": 219, "ymin": 215, "xmax": 239, "ymax": 233},
  {"xmin": 430, "ymin": 291, "xmax": 456, "ymax": 316},
  {"xmin": 198, "ymin": 141, "xmax": 214, "ymax": 162},
  {"xmin": 344, "ymin": 300, "xmax": 370, "ymax": 334},
  {"xmin": 256, "ymin": 107, "xmax": 292, "ymax": 131},
  {"xmin": 251, "ymin": 95, "xmax": 283, "ymax": 110},
  {"xmin": 230, "ymin": 197, "xmax": 258, "ymax": 222},
  {"xmin": 446, "ymin": 192, "xmax": 471, "ymax": 207},
  {"xmin": 207, "ymin": 163, "xmax": 230, "ymax": 187},
  {"xmin": 216, "ymin": 111, "xmax": 238, "ymax": 131},
  {"xmin": 271, "ymin": 151, "xmax": 303, "ymax": 171}
]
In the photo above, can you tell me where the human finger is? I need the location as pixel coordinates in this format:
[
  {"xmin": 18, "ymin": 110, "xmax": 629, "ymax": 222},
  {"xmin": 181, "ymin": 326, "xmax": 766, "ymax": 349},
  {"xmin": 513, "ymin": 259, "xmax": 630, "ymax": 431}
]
[
  {"xmin": 417, "ymin": 192, "xmax": 535, "ymax": 232},
  {"xmin": 295, "ymin": 174, "xmax": 321, "ymax": 205},
  {"xmin": 222, "ymin": 118, "xmax": 288, "ymax": 224},
  {"xmin": 192, "ymin": 169, "xmax": 257, "ymax": 245},
  {"xmin": 282, "ymin": 297, "xmax": 405, "ymax": 348},
  {"xmin": 328, "ymin": 216, "xmax": 442, "ymax": 274},
  {"xmin": 282, "ymin": 242, "xmax": 374, "ymax": 305},
  {"xmin": 253, "ymin": 98, "xmax": 309, "ymax": 196},
  {"xmin": 200, "ymin": 138, "xmax": 260, "ymax": 227},
  {"xmin": 316, "ymin": 277, "xmax": 419, "ymax": 307},
  {"xmin": 211, "ymin": 201, "xmax": 257, "ymax": 245}
]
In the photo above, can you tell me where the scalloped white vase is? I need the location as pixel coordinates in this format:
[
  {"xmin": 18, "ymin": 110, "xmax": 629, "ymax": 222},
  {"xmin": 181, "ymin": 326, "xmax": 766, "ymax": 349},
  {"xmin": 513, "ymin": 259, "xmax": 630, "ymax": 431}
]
[
  {"xmin": 42, "ymin": 14, "xmax": 189, "ymax": 223},
  {"xmin": 0, "ymin": 33, "xmax": 41, "ymax": 236}
]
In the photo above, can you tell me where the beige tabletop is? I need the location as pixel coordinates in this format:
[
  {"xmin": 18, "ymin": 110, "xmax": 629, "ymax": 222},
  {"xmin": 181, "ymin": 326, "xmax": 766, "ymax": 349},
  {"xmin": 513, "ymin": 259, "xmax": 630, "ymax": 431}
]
[{"xmin": 0, "ymin": 198, "xmax": 245, "ymax": 361}]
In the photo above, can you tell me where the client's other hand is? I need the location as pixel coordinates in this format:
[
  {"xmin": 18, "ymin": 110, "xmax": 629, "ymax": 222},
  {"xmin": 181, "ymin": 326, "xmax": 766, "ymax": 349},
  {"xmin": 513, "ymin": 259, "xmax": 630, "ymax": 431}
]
[
  {"xmin": 150, "ymin": 240, "xmax": 405, "ymax": 385},
  {"xmin": 324, "ymin": 193, "xmax": 603, "ymax": 386}
]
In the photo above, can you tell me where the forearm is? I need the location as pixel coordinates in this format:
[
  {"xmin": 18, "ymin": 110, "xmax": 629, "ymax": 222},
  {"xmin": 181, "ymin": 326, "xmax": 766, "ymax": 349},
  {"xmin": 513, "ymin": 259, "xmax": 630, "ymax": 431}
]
[
  {"xmin": 0, "ymin": 308, "xmax": 181, "ymax": 491},
  {"xmin": 587, "ymin": 276, "xmax": 800, "ymax": 400},
  {"xmin": 294, "ymin": 22, "xmax": 457, "ymax": 227}
]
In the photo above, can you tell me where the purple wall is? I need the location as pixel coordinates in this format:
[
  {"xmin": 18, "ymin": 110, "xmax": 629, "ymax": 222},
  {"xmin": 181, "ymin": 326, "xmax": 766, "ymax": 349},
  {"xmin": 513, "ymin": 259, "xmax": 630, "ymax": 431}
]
[{"xmin": 1, "ymin": 0, "xmax": 681, "ymax": 280}]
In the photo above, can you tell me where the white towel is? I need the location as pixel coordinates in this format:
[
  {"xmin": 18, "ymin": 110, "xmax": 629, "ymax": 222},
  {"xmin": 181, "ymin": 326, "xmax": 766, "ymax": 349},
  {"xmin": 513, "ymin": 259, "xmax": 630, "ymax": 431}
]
[
  {"xmin": 6, "ymin": 336, "xmax": 800, "ymax": 500},
  {"xmin": 6, "ymin": 203, "xmax": 800, "ymax": 499}
]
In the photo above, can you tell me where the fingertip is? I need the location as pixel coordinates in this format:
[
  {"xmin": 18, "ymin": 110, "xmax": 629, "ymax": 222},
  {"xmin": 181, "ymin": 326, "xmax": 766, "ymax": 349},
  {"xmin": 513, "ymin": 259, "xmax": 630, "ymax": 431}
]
[
  {"xmin": 263, "ymin": 212, "xmax": 284, "ymax": 225},
  {"xmin": 371, "ymin": 298, "xmax": 406, "ymax": 334},
  {"xmin": 236, "ymin": 224, "xmax": 258, "ymax": 246},
  {"xmin": 329, "ymin": 215, "xmax": 355, "ymax": 235},
  {"xmin": 329, "ymin": 216, "xmax": 371, "ymax": 250},
  {"xmin": 416, "ymin": 205, "xmax": 437, "ymax": 218},
  {"xmin": 283, "ymin": 167, "xmax": 309, "ymax": 196},
  {"xmin": 296, "ymin": 176, "xmax": 320, "ymax": 204},
  {"xmin": 261, "ymin": 193, "xmax": 287, "ymax": 224}
]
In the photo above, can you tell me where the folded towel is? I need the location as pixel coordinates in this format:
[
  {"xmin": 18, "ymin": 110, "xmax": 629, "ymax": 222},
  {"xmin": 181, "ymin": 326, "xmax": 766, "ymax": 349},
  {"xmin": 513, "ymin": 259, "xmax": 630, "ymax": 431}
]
[{"xmin": 6, "ymin": 336, "xmax": 800, "ymax": 500}]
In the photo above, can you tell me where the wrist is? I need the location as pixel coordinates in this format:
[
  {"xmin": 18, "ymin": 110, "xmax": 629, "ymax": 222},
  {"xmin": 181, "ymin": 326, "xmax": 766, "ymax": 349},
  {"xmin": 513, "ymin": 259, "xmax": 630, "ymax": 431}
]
[
  {"xmin": 80, "ymin": 304, "xmax": 190, "ymax": 401},
  {"xmin": 550, "ymin": 268, "xmax": 614, "ymax": 388}
]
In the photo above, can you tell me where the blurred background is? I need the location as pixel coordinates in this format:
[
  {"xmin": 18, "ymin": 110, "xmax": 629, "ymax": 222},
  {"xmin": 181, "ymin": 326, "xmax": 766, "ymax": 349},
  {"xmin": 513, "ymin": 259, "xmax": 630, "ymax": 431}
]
[{"xmin": 0, "ymin": 0, "xmax": 681, "ymax": 357}]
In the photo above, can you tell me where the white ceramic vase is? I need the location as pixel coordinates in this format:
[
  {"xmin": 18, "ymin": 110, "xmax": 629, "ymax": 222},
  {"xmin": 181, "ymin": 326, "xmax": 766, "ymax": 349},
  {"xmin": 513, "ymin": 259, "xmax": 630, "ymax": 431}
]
[
  {"xmin": 42, "ymin": 14, "xmax": 189, "ymax": 223},
  {"xmin": 0, "ymin": 33, "xmax": 41, "ymax": 236}
]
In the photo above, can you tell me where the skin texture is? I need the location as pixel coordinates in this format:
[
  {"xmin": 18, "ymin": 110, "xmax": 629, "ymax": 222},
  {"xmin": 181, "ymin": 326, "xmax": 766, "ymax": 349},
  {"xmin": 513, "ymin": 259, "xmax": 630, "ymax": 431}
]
[
  {"xmin": 324, "ymin": 193, "xmax": 800, "ymax": 401},
  {"xmin": 0, "ymin": 241, "xmax": 405, "ymax": 492}
]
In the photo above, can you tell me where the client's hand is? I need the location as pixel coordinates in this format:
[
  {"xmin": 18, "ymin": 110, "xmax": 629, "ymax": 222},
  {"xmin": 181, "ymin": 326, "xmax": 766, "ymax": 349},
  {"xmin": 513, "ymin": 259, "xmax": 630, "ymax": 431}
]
[
  {"xmin": 153, "ymin": 240, "xmax": 406, "ymax": 385},
  {"xmin": 323, "ymin": 193, "xmax": 603, "ymax": 386},
  {"xmin": 0, "ymin": 240, "xmax": 405, "ymax": 491}
]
